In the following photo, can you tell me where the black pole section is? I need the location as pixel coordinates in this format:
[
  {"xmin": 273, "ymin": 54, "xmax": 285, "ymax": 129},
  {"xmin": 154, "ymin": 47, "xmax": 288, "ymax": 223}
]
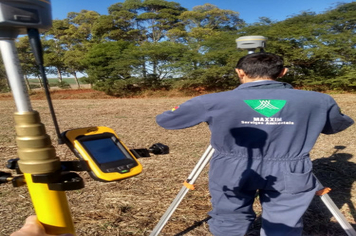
[{"xmin": 27, "ymin": 28, "xmax": 63, "ymax": 144}]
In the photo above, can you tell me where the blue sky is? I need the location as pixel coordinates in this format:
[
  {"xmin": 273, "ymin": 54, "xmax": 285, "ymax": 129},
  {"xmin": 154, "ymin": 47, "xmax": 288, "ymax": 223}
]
[{"xmin": 52, "ymin": 0, "xmax": 355, "ymax": 24}]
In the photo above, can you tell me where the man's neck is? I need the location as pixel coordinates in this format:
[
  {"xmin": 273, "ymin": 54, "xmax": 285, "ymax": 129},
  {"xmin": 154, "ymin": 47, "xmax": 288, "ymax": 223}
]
[{"xmin": 241, "ymin": 77, "xmax": 274, "ymax": 84}]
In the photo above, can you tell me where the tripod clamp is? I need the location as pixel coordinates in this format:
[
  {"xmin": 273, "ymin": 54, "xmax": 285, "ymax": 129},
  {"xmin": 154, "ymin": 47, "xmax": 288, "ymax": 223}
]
[{"xmin": 1, "ymin": 158, "xmax": 86, "ymax": 191}]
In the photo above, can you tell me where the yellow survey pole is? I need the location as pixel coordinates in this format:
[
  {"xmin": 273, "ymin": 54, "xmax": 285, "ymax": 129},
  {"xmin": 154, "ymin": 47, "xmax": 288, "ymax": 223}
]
[
  {"xmin": 12, "ymin": 110, "xmax": 76, "ymax": 235},
  {"xmin": 0, "ymin": 0, "xmax": 76, "ymax": 234}
]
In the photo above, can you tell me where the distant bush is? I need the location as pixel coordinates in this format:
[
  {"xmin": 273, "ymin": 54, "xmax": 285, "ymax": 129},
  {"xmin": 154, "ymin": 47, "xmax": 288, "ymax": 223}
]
[
  {"xmin": 0, "ymin": 84, "xmax": 10, "ymax": 93},
  {"xmin": 93, "ymin": 78, "xmax": 142, "ymax": 97},
  {"xmin": 80, "ymin": 76, "xmax": 96, "ymax": 86},
  {"xmin": 51, "ymin": 81, "xmax": 71, "ymax": 89},
  {"xmin": 171, "ymin": 78, "xmax": 204, "ymax": 90},
  {"xmin": 29, "ymin": 84, "xmax": 41, "ymax": 89}
]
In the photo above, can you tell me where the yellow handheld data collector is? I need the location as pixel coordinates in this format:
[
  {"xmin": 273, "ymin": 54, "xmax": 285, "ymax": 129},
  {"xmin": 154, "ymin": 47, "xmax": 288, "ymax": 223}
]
[{"xmin": 63, "ymin": 126, "xmax": 142, "ymax": 181}]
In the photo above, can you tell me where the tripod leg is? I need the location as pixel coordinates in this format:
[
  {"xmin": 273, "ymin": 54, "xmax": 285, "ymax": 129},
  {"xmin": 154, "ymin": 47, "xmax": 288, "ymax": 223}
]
[
  {"xmin": 315, "ymin": 183, "xmax": 356, "ymax": 236},
  {"xmin": 149, "ymin": 145, "xmax": 215, "ymax": 236}
]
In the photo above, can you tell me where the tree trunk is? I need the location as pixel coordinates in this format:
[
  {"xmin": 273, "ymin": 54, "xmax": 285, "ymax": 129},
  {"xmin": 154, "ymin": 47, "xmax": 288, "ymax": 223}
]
[
  {"xmin": 142, "ymin": 60, "xmax": 147, "ymax": 78},
  {"xmin": 37, "ymin": 76, "xmax": 43, "ymax": 88},
  {"xmin": 73, "ymin": 72, "xmax": 80, "ymax": 89},
  {"xmin": 153, "ymin": 60, "xmax": 157, "ymax": 75},
  {"xmin": 24, "ymin": 75, "xmax": 31, "ymax": 92},
  {"xmin": 57, "ymin": 67, "xmax": 63, "ymax": 83}
]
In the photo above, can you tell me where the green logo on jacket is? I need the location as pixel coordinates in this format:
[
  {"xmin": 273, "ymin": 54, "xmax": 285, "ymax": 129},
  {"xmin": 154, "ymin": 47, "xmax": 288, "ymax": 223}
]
[{"xmin": 244, "ymin": 100, "xmax": 286, "ymax": 117}]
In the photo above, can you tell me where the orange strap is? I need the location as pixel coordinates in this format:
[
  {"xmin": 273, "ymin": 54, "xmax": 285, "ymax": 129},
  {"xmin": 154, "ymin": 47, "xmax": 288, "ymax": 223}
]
[
  {"xmin": 316, "ymin": 187, "xmax": 331, "ymax": 196},
  {"xmin": 183, "ymin": 180, "xmax": 195, "ymax": 190}
]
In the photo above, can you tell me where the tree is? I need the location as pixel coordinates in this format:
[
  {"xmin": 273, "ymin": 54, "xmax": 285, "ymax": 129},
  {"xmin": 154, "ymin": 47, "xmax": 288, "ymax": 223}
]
[
  {"xmin": 179, "ymin": 3, "xmax": 244, "ymax": 31},
  {"xmin": 92, "ymin": 2, "xmax": 139, "ymax": 42},
  {"xmin": 16, "ymin": 36, "xmax": 43, "ymax": 89},
  {"xmin": 44, "ymin": 11, "xmax": 101, "ymax": 86},
  {"xmin": 315, "ymin": 3, "xmax": 356, "ymax": 91},
  {"xmin": 104, "ymin": 0, "xmax": 186, "ymax": 81},
  {"xmin": 166, "ymin": 4, "xmax": 244, "ymax": 88},
  {"xmin": 67, "ymin": 10, "xmax": 101, "ymax": 43},
  {"xmin": 127, "ymin": 41, "xmax": 188, "ymax": 86},
  {"xmin": 63, "ymin": 48, "xmax": 85, "ymax": 88},
  {"xmin": 137, "ymin": 0, "xmax": 186, "ymax": 42},
  {"xmin": 43, "ymin": 19, "xmax": 70, "ymax": 82},
  {"xmin": 83, "ymin": 40, "xmax": 134, "ymax": 81}
]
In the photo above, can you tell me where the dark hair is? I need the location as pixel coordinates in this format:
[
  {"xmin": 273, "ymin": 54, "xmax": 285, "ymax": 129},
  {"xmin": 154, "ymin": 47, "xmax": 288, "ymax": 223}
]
[{"xmin": 235, "ymin": 53, "xmax": 284, "ymax": 79}]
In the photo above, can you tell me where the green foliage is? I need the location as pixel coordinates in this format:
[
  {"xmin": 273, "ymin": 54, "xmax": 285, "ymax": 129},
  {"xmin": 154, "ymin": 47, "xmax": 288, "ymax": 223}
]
[
  {"xmin": 93, "ymin": 78, "xmax": 142, "ymax": 97},
  {"xmin": 0, "ymin": 80, "xmax": 10, "ymax": 93},
  {"xmin": 180, "ymin": 3, "xmax": 244, "ymax": 30},
  {"xmin": 83, "ymin": 40, "xmax": 134, "ymax": 81},
  {"xmin": 51, "ymin": 81, "xmax": 71, "ymax": 89},
  {"xmin": 141, "ymin": 73, "xmax": 162, "ymax": 89},
  {"xmin": 13, "ymin": 1, "xmax": 356, "ymax": 95},
  {"xmin": 79, "ymin": 77, "xmax": 95, "ymax": 85},
  {"xmin": 176, "ymin": 65, "xmax": 239, "ymax": 91},
  {"xmin": 0, "ymin": 57, "xmax": 9, "ymax": 93},
  {"xmin": 171, "ymin": 77, "xmax": 204, "ymax": 91},
  {"xmin": 29, "ymin": 83, "xmax": 41, "ymax": 89},
  {"xmin": 324, "ymin": 66, "xmax": 356, "ymax": 91},
  {"xmin": 128, "ymin": 41, "xmax": 189, "ymax": 85}
]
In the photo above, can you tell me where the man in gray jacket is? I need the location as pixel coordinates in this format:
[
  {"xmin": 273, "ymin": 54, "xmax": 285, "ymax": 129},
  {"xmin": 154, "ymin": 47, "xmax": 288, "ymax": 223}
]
[{"xmin": 156, "ymin": 53, "xmax": 354, "ymax": 236}]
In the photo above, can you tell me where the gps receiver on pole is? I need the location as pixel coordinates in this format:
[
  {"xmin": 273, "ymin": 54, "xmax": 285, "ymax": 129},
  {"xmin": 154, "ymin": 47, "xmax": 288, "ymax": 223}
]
[{"xmin": 236, "ymin": 35, "xmax": 267, "ymax": 54}]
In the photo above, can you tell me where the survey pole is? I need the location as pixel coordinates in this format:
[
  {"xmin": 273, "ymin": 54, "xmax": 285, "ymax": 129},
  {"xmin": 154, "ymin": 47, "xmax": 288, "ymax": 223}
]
[{"xmin": 0, "ymin": 0, "xmax": 76, "ymax": 234}]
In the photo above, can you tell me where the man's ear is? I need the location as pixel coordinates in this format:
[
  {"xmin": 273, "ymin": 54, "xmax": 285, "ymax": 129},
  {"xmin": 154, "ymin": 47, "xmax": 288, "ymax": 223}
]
[
  {"xmin": 235, "ymin": 68, "xmax": 245, "ymax": 79},
  {"xmin": 278, "ymin": 68, "xmax": 288, "ymax": 78}
]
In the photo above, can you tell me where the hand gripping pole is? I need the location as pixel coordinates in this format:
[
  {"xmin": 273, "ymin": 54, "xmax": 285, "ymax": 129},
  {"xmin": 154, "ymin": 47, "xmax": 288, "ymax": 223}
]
[
  {"xmin": 150, "ymin": 145, "xmax": 356, "ymax": 235},
  {"xmin": 149, "ymin": 145, "xmax": 215, "ymax": 236}
]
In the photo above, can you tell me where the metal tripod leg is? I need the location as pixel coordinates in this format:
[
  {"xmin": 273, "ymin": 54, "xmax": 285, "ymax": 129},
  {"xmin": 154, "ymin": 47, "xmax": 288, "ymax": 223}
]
[
  {"xmin": 150, "ymin": 145, "xmax": 356, "ymax": 236},
  {"xmin": 315, "ymin": 180, "xmax": 356, "ymax": 236},
  {"xmin": 149, "ymin": 145, "xmax": 214, "ymax": 236}
]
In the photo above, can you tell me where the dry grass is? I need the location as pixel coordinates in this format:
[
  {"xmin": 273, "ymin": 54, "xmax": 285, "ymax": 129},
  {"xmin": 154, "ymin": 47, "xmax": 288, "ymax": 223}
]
[{"xmin": 0, "ymin": 91, "xmax": 355, "ymax": 236}]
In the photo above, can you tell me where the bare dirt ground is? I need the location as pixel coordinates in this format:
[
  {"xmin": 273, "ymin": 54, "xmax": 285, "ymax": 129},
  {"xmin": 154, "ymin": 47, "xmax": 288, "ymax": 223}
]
[{"xmin": 0, "ymin": 90, "xmax": 355, "ymax": 236}]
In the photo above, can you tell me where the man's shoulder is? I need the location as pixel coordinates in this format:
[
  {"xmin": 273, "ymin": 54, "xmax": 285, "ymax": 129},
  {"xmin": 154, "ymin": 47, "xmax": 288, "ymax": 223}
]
[
  {"xmin": 197, "ymin": 90, "xmax": 236, "ymax": 101},
  {"xmin": 196, "ymin": 87, "xmax": 333, "ymax": 102},
  {"xmin": 289, "ymin": 89, "xmax": 332, "ymax": 98}
]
